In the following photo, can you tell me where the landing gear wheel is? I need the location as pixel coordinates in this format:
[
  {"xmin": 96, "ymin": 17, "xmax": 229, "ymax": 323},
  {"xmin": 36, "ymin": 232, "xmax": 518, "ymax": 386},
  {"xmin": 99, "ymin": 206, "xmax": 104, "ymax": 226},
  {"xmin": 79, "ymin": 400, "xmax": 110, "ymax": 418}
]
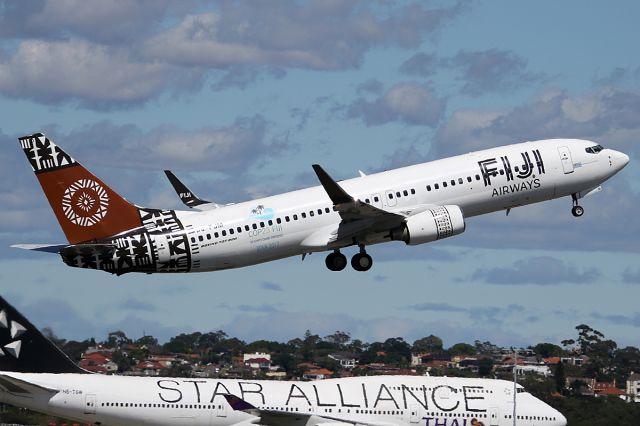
[
  {"xmin": 325, "ymin": 251, "xmax": 347, "ymax": 271},
  {"xmin": 351, "ymin": 253, "xmax": 373, "ymax": 272},
  {"xmin": 571, "ymin": 205, "xmax": 584, "ymax": 217}
]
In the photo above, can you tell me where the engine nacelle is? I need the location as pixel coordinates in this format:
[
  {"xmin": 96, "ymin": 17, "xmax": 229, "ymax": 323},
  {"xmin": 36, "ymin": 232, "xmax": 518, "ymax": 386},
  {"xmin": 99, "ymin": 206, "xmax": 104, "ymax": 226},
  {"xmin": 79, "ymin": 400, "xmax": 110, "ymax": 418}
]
[{"xmin": 391, "ymin": 205, "xmax": 465, "ymax": 245}]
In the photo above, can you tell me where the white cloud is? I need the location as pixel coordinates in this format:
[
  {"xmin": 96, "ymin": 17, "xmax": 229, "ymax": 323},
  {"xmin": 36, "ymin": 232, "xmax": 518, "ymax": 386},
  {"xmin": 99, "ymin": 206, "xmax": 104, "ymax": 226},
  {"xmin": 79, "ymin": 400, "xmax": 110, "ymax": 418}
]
[{"xmin": 0, "ymin": 40, "xmax": 178, "ymax": 107}]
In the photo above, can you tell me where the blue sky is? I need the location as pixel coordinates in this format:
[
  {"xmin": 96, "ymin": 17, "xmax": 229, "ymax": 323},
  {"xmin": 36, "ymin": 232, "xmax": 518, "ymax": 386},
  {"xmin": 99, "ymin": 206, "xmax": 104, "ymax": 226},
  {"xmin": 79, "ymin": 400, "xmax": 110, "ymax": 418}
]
[{"xmin": 0, "ymin": 0, "xmax": 638, "ymax": 349}]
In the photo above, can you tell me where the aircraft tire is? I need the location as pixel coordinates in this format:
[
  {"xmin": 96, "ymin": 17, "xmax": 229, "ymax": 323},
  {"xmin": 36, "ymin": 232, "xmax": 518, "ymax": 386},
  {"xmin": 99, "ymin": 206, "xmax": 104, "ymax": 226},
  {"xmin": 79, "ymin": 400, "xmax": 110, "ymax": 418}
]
[
  {"xmin": 571, "ymin": 205, "xmax": 584, "ymax": 217},
  {"xmin": 351, "ymin": 253, "xmax": 373, "ymax": 272},
  {"xmin": 326, "ymin": 252, "xmax": 347, "ymax": 271}
]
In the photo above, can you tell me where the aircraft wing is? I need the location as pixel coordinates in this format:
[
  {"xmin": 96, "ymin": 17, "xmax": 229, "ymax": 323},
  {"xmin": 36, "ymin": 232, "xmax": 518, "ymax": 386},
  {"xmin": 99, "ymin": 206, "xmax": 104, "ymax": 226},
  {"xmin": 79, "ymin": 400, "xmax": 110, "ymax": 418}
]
[
  {"xmin": 224, "ymin": 394, "xmax": 395, "ymax": 426},
  {"xmin": 310, "ymin": 165, "xmax": 407, "ymax": 247},
  {"xmin": 0, "ymin": 374, "xmax": 59, "ymax": 397},
  {"xmin": 164, "ymin": 170, "xmax": 221, "ymax": 211}
]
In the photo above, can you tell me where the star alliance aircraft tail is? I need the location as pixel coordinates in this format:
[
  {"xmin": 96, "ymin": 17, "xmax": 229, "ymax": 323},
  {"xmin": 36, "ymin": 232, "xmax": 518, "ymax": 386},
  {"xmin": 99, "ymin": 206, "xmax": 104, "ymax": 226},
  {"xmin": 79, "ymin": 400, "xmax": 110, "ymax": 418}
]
[{"xmin": 0, "ymin": 295, "xmax": 86, "ymax": 374}]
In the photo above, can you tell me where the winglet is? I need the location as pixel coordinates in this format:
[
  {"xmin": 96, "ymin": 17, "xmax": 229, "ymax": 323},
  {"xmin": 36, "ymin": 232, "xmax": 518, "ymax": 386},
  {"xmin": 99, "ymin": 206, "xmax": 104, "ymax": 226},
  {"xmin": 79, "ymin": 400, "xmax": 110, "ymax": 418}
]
[
  {"xmin": 223, "ymin": 394, "xmax": 257, "ymax": 411},
  {"xmin": 164, "ymin": 170, "xmax": 213, "ymax": 208},
  {"xmin": 312, "ymin": 165, "xmax": 353, "ymax": 205}
]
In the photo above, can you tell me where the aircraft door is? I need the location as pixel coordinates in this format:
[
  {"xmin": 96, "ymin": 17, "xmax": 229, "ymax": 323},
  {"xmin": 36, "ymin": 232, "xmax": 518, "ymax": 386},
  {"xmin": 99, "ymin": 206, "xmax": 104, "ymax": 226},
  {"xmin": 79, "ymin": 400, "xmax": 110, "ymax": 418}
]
[
  {"xmin": 371, "ymin": 193, "xmax": 383, "ymax": 208},
  {"xmin": 385, "ymin": 190, "xmax": 397, "ymax": 207},
  {"xmin": 84, "ymin": 394, "xmax": 96, "ymax": 414},
  {"xmin": 488, "ymin": 406, "xmax": 499, "ymax": 426},
  {"xmin": 217, "ymin": 401, "xmax": 227, "ymax": 417},
  {"xmin": 558, "ymin": 146, "xmax": 574, "ymax": 174},
  {"xmin": 154, "ymin": 233, "xmax": 169, "ymax": 264},
  {"xmin": 409, "ymin": 404, "xmax": 419, "ymax": 424}
]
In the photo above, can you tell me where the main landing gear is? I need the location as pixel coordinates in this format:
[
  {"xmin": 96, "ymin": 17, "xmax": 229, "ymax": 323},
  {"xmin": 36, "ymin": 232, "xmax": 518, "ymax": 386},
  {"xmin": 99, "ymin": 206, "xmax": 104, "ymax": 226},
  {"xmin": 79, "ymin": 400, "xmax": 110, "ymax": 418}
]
[
  {"xmin": 571, "ymin": 193, "xmax": 584, "ymax": 217},
  {"xmin": 325, "ymin": 245, "xmax": 373, "ymax": 272}
]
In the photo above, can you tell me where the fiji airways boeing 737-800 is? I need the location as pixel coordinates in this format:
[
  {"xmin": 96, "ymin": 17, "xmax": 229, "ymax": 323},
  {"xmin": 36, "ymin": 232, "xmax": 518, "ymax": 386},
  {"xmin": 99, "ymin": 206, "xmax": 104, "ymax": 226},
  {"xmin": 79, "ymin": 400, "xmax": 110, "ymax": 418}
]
[
  {"xmin": 13, "ymin": 133, "xmax": 628, "ymax": 274},
  {"xmin": 0, "ymin": 295, "xmax": 566, "ymax": 426}
]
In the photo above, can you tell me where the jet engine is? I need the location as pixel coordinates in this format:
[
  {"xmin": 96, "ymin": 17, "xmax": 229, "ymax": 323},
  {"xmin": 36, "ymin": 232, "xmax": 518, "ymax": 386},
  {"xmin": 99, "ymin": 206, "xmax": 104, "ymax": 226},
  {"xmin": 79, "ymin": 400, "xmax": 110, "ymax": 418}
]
[{"xmin": 391, "ymin": 205, "xmax": 465, "ymax": 245}]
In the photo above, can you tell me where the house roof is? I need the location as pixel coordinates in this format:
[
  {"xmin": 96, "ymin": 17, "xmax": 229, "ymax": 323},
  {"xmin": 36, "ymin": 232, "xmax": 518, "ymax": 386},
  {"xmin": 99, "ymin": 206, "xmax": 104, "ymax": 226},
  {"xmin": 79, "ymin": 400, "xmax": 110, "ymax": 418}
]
[
  {"xmin": 597, "ymin": 388, "xmax": 626, "ymax": 396},
  {"xmin": 304, "ymin": 368, "xmax": 333, "ymax": 376},
  {"xmin": 245, "ymin": 357, "xmax": 270, "ymax": 364},
  {"xmin": 543, "ymin": 357, "xmax": 561, "ymax": 365}
]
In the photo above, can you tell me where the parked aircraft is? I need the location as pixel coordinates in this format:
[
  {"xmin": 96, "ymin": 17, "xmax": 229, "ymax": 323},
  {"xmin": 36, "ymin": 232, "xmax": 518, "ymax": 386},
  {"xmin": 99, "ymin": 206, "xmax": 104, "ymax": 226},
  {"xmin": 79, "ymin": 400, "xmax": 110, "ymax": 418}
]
[
  {"xmin": 0, "ymin": 295, "xmax": 566, "ymax": 426},
  {"xmin": 13, "ymin": 133, "xmax": 628, "ymax": 273}
]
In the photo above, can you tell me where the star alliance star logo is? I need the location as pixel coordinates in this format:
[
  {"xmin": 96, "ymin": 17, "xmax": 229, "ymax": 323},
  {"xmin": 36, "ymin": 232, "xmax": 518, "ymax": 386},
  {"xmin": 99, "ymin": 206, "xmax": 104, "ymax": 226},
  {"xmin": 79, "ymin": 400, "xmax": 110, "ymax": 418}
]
[{"xmin": 0, "ymin": 310, "xmax": 26, "ymax": 358}]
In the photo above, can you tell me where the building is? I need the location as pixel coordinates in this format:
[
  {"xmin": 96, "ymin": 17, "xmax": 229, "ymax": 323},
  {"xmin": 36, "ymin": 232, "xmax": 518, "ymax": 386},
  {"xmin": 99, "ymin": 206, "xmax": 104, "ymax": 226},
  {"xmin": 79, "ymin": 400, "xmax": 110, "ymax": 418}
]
[
  {"xmin": 328, "ymin": 353, "xmax": 357, "ymax": 369},
  {"xmin": 243, "ymin": 352, "xmax": 271, "ymax": 362},
  {"xmin": 303, "ymin": 368, "xmax": 333, "ymax": 380},
  {"xmin": 627, "ymin": 372, "xmax": 640, "ymax": 403}
]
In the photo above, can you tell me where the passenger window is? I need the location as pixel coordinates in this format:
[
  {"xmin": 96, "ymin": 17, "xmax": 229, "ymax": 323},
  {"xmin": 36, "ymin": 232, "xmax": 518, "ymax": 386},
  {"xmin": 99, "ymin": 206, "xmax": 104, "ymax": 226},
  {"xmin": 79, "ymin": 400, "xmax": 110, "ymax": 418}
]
[
  {"xmin": 317, "ymin": 209, "xmax": 322, "ymax": 215},
  {"xmin": 260, "ymin": 222, "xmax": 265, "ymax": 228},
  {"xmin": 389, "ymin": 193, "xmax": 394, "ymax": 199},
  {"xmin": 458, "ymin": 178, "xmax": 463, "ymax": 184},
  {"xmin": 499, "ymin": 169, "xmax": 504, "ymax": 175},
  {"xmin": 365, "ymin": 198, "xmax": 370, "ymax": 204},
  {"xmin": 374, "ymin": 196, "xmax": 379, "ymax": 202},
  {"xmin": 285, "ymin": 216, "xmax": 290, "ymax": 222},
  {"xmin": 396, "ymin": 191, "xmax": 401, "ymax": 197},
  {"xmin": 443, "ymin": 181, "xmax": 448, "ymax": 187},
  {"xmin": 198, "ymin": 235, "xmax": 203, "ymax": 242},
  {"xmin": 237, "ymin": 227, "xmax": 241, "ymax": 233},
  {"xmin": 403, "ymin": 190, "xmax": 408, "ymax": 196},
  {"xmin": 276, "ymin": 218, "xmax": 282, "ymax": 224},
  {"xmin": 206, "ymin": 234, "xmax": 211, "ymax": 240},
  {"xmin": 310, "ymin": 211, "xmax": 314, "ymax": 217},
  {"xmin": 229, "ymin": 228, "xmax": 234, "ymax": 235},
  {"xmin": 475, "ymin": 174, "xmax": 481, "ymax": 180},
  {"xmin": 467, "ymin": 176, "xmax": 472, "ymax": 182},
  {"xmin": 214, "ymin": 232, "xmax": 219, "ymax": 238},
  {"xmin": 434, "ymin": 183, "xmax": 439, "ymax": 189},
  {"xmin": 245, "ymin": 225, "xmax": 250, "ymax": 231},
  {"xmin": 451, "ymin": 179, "xmax": 455, "ymax": 186},
  {"xmin": 268, "ymin": 220, "xmax": 273, "ymax": 226},
  {"xmin": 293, "ymin": 214, "xmax": 298, "ymax": 220},
  {"xmin": 427, "ymin": 185, "xmax": 431, "ymax": 191},
  {"xmin": 410, "ymin": 188, "xmax": 415, "ymax": 194},
  {"xmin": 190, "ymin": 237, "xmax": 195, "ymax": 243},
  {"xmin": 301, "ymin": 212, "xmax": 306, "ymax": 218},
  {"xmin": 222, "ymin": 230, "xmax": 227, "ymax": 236},
  {"xmin": 325, "ymin": 207, "xmax": 331, "ymax": 213},
  {"xmin": 252, "ymin": 223, "xmax": 257, "ymax": 230}
]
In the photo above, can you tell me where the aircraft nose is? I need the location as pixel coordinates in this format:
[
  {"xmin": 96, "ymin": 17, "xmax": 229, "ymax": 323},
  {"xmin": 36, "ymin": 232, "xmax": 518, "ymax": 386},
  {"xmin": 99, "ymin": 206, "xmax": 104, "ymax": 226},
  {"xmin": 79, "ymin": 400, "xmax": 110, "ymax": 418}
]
[{"xmin": 612, "ymin": 149, "xmax": 630, "ymax": 170}]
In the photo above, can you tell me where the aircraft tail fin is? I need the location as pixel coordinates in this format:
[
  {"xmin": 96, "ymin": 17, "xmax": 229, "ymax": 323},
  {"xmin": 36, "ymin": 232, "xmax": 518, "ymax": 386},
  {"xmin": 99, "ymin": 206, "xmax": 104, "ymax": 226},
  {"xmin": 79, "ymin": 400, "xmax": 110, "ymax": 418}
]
[
  {"xmin": 0, "ymin": 295, "xmax": 87, "ymax": 374},
  {"xmin": 18, "ymin": 133, "xmax": 143, "ymax": 244}
]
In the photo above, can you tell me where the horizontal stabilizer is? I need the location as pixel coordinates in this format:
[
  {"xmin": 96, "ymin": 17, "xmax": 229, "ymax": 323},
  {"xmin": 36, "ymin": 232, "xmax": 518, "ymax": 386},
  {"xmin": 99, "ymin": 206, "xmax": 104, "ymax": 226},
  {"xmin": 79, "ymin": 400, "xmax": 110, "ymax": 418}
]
[
  {"xmin": 10, "ymin": 244, "xmax": 67, "ymax": 253},
  {"xmin": 0, "ymin": 374, "xmax": 59, "ymax": 396},
  {"xmin": 58, "ymin": 244, "xmax": 117, "ymax": 268}
]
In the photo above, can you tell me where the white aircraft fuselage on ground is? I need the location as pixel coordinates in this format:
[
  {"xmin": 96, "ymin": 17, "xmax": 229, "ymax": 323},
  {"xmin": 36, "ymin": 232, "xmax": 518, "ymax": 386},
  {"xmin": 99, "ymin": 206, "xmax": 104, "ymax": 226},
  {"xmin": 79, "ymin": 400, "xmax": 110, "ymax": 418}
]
[
  {"xmin": 14, "ymin": 134, "xmax": 629, "ymax": 273},
  {"xmin": 0, "ymin": 373, "xmax": 567, "ymax": 426}
]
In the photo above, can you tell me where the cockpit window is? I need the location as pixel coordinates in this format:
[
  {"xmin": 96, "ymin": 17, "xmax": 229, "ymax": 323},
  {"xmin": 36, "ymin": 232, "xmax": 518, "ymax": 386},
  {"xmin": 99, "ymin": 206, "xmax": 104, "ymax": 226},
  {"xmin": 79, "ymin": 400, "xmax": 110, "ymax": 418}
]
[
  {"xmin": 516, "ymin": 388, "xmax": 526, "ymax": 393},
  {"xmin": 585, "ymin": 144, "xmax": 604, "ymax": 154}
]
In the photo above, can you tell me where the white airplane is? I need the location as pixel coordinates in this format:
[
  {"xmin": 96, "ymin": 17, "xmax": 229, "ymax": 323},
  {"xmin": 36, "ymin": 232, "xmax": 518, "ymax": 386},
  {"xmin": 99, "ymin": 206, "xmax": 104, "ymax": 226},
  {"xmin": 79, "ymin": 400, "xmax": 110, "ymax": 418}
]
[
  {"xmin": 0, "ymin": 295, "xmax": 566, "ymax": 426},
  {"xmin": 13, "ymin": 133, "xmax": 629, "ymax": 274}
]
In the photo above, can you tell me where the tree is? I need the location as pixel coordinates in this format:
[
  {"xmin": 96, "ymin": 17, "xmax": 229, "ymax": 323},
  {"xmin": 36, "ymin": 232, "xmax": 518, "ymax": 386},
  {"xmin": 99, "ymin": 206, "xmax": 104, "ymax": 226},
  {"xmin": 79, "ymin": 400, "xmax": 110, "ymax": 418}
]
[
  {"xmin": 575, "ymin": 324, "xmax": 605, "ymax": 354},
  {"xmin": 412, "ymin": 335, "xmax": 443, "ymax": 354},
  {"xmin": 106, "ymin": 330, "xmax": 131, "ymax": 348},
  {"xmin": 554, "ymin": 361, "xmax": 565, "ymax": 393},
  {"xmin": 135, "ymin": 335, "xmax": 158, "ymax": 347},
  {"xmin": 449, "ymin": 343, "xmax": 476, "ymax": 356},
  {"xmin": 474, "ymin": 340, "xmax": 498, "ymax": 354},
  {"xmin": 533, "ymin": 342, "xmax": 563, "ymax": 358},
  {"xmin": 324, "ymin": 331, "xmax": 351, "ymax": 349},
  {"xmin": 478, "ymin": 357, "xmax": 494, "ymax": 377}
]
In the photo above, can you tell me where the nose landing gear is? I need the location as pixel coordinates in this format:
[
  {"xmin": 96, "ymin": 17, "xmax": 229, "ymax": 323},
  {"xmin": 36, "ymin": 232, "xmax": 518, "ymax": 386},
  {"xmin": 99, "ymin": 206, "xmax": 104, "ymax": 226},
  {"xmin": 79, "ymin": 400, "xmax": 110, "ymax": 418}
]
[{"xmin": 571, "ymin": 193, "xmax": 584, "ymax": 217}]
